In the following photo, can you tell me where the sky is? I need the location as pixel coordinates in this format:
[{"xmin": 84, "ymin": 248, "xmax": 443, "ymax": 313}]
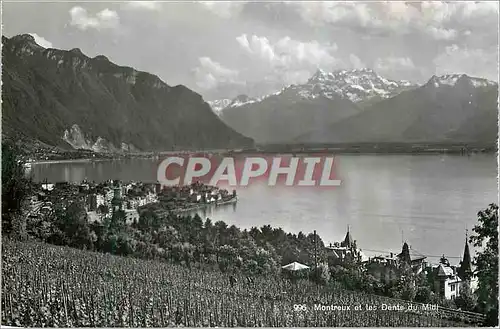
[{"xmin": 2, "ymin": 1, "xmax": 499, "ymax": 100}]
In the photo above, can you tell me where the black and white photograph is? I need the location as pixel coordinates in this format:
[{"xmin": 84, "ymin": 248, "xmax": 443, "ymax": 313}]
[{"xmin": 1, "ymin": 1, "xmax": 499, "ymax": 327}]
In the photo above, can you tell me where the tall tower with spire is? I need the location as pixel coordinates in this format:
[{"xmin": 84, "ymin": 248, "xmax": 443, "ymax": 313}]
[
  {"xmin": 341, "ymin": 225, "xmax": 354, "ymax": 248},
  {"xmin": 339, "ymin": 225, "xmax": 360, "ymax": 262},
  {"xmin": 399, "ymin": 241, "xmax": 412, "ymax": 266},
  {"xmin": 458, "ymin": 229, "xmax": 473, "ymax": 281},
  {"xmin": 111, "ymin": 180, "xmax": 123, "ymax": 213}
]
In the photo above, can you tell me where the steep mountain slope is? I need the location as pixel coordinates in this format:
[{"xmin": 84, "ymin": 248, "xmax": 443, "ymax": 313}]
[
  {"xmin": 217, "ymin": 69, "xmax": 417, "ymax": 143},
  {"xmin": 2, "ymin": 34, "xmax": 253, "ymax": 152},
  {"xmin": 296, "ymin": 74, "xmax": 498, "ymax": 145}
]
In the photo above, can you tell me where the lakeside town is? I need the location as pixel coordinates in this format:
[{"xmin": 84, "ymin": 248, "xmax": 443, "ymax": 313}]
[
  {"xmin": 2, "ymin": 140, "xmax": 497, "ymax": 326},
  {"xmin": 28, "ymin": 178, "xmax": 478, "ymax": 304},
  {"xmin": 29, "ymin": 179, "xmax": 238, "ymax": 227}
]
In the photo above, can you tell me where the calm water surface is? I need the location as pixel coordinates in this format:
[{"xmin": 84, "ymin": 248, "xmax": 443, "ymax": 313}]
[{"xmin": 31, "ymin": 154, "xmax": 498, "ymax": 263}]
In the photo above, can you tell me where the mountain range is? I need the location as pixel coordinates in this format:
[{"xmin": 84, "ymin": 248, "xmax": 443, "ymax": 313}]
[
  {"xmin": 2, "ymin": 34, "xmax": 253, "ymax": 152},
  {"xmin": 210, "ymin": 69, "xmax": 498, "ymax": 146},
  {"xmin": 3, "ymin": 33, "xmax": 497, "ymax": 152}
]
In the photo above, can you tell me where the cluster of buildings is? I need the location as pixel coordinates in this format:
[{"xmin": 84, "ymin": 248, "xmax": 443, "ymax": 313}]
[
  {"xmin": 29, "ymin": 180, "xmax": 159, "ymax": 224},
  {"xmin": 28, "ymin": 179, "xmax": 236, "ymax": 225},
  {"xmin": 85, "ymin": 180, "xmax": 160, "ymax": 224},
  {"xmin": 165, "ymin": 182, "xmax": 236, "ymax": 203},
  {"xmin": 325, "ymin": 228, "xmax": 476, "ymax": 301}
]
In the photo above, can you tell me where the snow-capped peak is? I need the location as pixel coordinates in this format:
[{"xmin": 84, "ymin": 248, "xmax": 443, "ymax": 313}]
[
  {"xmin": 428, "ymin": 74, "xmax": 497, "ymax": 88},
  {"xmin": 207, "ymin": 99, "xmax": 232, "ymax": 115},
  {"xmin": 207, "ymin": 94, "xmax": 261, "ymax": 114},
  {"xmin": 209, "ymin": 68, "xmax": 420, "ymax": 112},
  {"xmin": 279, "ymin": 68, "xmax": 418, "ymax": 102},
  {"xmin": 228, "ymin": 94, "xmax": 259, "ymax": 108}
]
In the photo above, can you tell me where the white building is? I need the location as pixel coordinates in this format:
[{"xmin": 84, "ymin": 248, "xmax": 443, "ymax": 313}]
[
  {"xmin": 96, "ymin": 194, "xmax": 106, "ymax": 208},
  {"xmin": 145, "ymin": 192, "xmax": 157, "ymax": 204},
  {"xmin": 124, "ymin": 209, "xmax": 139, "ymax": 224},
  {"xmin": 41, "ymin": 183, "xmax": 54, "ymax": 191},
  {"xmin": 434, "ymin": 262, "xmax": 462, "ymax": 300}
]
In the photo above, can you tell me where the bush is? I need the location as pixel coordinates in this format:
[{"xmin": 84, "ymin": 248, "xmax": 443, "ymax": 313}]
[
  {"xmin": 312, "ymin": 263, "xmax": 331, "ymax": 285},
  {"xmin": 414, "ymin": 286, "xmax": 432, "ymax": 303}
]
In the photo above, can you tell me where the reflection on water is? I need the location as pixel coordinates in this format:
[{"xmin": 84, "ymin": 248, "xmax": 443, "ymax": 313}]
[
  {"xmin": 31, "ymin": 154, "xmax": 497, "ymax": 262},
  {"xmin": 183, "ymin": 202, "xmax": 238, "ymax": 219}
]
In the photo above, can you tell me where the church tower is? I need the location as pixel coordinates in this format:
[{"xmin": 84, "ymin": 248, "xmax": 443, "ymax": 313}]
[
  {"xmin": 341, "ymin": 225, "xmax": 354, "ymax": 248},
  {"xmin": 111, "ymin": 180, "xmax": 123, "ymax": 213},
  {"xmin": 398, "ymin": 242, "xmax": 412, "ymax": 266},
  {"xmin": 458, "ymin": 230, "xmax": 473, "ymax": 282}
]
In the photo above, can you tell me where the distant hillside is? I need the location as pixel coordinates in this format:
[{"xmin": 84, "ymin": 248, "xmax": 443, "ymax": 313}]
[
  {"xmin": 1, "ymin": 34, "xmax": 253, "ymax": 152},
  {"xmin": 220, "ymin": 92, "xmax": 362, "ymax": 144},
  {"xmin": 296, "ymin": 74, "xmax": 498, "ymax": 146},
  {"xmin": 216, "ymin": 68, "xmax": 417, "ymax": 144}
]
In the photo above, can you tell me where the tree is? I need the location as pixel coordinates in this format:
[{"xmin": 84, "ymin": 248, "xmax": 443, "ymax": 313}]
[
  {"xmin": 312, "ymin": 262, "xmax": 331, "ymax": 285},
  {"xmin": 414, "ymin": 286, "xmax": 432, "ymax": 303},
  {"xmin": 455, "ymin": 282, "xmax": 476, "ymax": 312},
  {"xmin": 52, "ymin": 201, "xmax": 93, "ymax": 249},
  {"xmin": 109, "ymin": 209, "xmax": 127, "ymax": 233},
  {"xmin": 393, "ymin": 265, "xmax": 416, "ymax": 301},
  {"xmin": 138, "ymin": 209, "xmax": 160, "ymax": 232},
  {"xmin": 2, "ymin": 142, "xmax": 32, "ymax": 240},
  {"xmin": 97, "ymin": 204, "xmax": 109, "ymax": 216},
  {"xmin": 469, "ymin": 204, "xmax": 498, "ymax": 326}
]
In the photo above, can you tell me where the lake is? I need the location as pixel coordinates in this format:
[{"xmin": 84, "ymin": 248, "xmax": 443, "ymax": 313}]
[{"xmin": 30, "ymin": 154, "xmax": 498, "ymax": 264}]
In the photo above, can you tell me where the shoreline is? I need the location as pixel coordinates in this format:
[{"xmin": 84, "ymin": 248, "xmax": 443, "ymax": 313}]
[
  {"xmin": 30, "ymin": 158, "xmax": 95, "ymax": 165},
  {"xmin": 172, "ymin": 197, "xmax": 237, "ymax": 214},
  {"xmin": 29, "ymin": 149, "xmax": 495, "ymax": 164},
  {"xmin": 29, "ymin": 158, "xmax": 128, "ymax": 165}
]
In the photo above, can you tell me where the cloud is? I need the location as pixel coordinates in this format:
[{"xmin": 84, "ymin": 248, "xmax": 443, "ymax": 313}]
[
  {"xmin": 28, "ymin": 33, "xmax": 53, "ymax": 48},
  {"xmin": 375, "ymin": 56, "xmax": 417, "ymax": 75},
  {"xmin": 433, "ymin": 44, "xmax": 499, "ymax": 81},
  {"xmin": 421, "ymin": 1, "xmax": 498, "ymax": 25},
  {"xmin": 235, "ymin": 34, "xmax": 340, "ymax": 87},
  {"xmin": 237, "ymin": 34, "xmax": 276, "ymax": 63},
  {"xmin": 123, "ymin": 1, "xmax": 161, "ymax": 11},
  {"xmin": 292, "ymin": 3, "xmax": 396, "ymax": 31},
  {"xmin": 425, "ymin": 26, "xmax": 458, "ymax": 41},
  {"xmin": 290, "ymin": 2, "xmax": 498, "ymax": 41},
  {"xmin": 69, "ymin": 6, "xmax": 120, "ymax": 31},
  {"xmin": 349, "ymin": 54, "xmax": 365, "ymax": 69},
  {"xmin": 193, "ymin": 57, "xmax": 241, "ymax": 90},
  {"xmin": 236, "ymin": 34, "xmax": 337, "ymax": 70},
  {"xmin": 200, "ymin": 2, "xmax": 245, "ymax": 18}
]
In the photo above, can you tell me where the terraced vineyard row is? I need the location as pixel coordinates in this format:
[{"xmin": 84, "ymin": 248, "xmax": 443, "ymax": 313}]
[{"xmin": 2, "ymin": 240, "xmax": 477, "ymax": 327}]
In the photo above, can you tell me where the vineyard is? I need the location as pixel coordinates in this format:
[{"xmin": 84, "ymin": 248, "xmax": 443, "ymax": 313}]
[{"xmin": 2, "ymin": 239, "xmax": 481, "ymax": 327}]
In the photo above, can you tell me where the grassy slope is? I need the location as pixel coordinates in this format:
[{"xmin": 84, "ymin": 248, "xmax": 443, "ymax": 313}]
[{"xmin": 2, "ymin": 239, "xmax": 471, "ymax": 327}]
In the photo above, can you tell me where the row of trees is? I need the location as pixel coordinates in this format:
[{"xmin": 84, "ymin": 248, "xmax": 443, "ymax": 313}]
[{"xmin": 26, "ymin": 201, "xmax": 326, "ymax": 278}]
